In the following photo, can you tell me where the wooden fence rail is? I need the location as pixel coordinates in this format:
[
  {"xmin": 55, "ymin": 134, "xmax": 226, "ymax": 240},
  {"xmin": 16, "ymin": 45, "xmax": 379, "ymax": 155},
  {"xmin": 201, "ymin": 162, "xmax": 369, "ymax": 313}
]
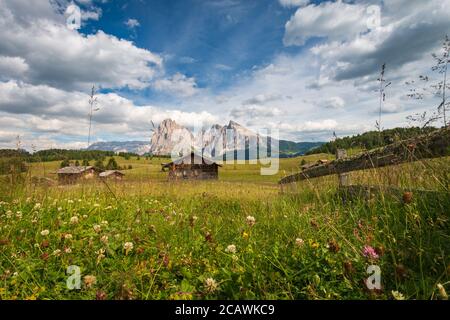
[{"xmin": 279, "ymin": 127, "xmax": 450, "ymax": 185}]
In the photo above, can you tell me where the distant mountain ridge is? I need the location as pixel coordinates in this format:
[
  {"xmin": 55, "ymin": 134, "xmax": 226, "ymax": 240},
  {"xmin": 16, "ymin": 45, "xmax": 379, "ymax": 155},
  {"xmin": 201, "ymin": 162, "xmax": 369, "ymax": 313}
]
[{"xmin": 88, "ymin": 119, "xmax": 324, "ymax": 157}]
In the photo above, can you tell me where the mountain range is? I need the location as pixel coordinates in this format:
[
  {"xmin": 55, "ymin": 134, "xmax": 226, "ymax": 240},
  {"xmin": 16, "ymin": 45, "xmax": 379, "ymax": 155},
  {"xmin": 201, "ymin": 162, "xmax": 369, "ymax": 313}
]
[{"xmin": 88, "ymin": 119, "xmax": 324, "ymax": 158}]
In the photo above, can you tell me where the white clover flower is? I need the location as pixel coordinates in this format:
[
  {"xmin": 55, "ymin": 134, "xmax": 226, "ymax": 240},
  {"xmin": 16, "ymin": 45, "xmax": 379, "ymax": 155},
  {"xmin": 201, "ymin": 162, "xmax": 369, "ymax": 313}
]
[
  {"xmin": 33, "ymin": 203, "xmax": 41, "ymax": 210},
  {"xmin": 225, "ymin": 244, "xmax": 237, "ymax": 254},
  {"xmin": 124, "ymin": 242, "xmax": 134, "ymax": 254},
  {"xmin": 93, "ymin": 224, "xmax": 102, "ymax": 233},
  {"xmin": 57, "ymin": 207, "xmax": 63, "ymax": 212},
  {"xmin": 70, "ymin": 216, "xmax": 79, "ymax": 224},
  {"xmin": 53, "ymin": 249, "xmax": 62, "ymax": 256},
  {"xmin": 64, "ymin": 247, "xmax": 72, "ymax": 254},
  {"xmin": 101, "ymin": 220, "xmax": 108, "ymax": 225},
  {"xmin": 295, "ymin": 238, "xmax": 305, "ymax": 247},
  {"xmin": 204, "ymin": 277, "xmax": 218, "ymax": 293},
  {"xmin": 246, "ymin": 215, "xmax": 256, "ymax": 227},
  {"xmin": 40, "ymin": 229, "xmax": 49, "ymax": 236},
  {"xmin": 6, "ymin": 210, "xmax": 12, "ymax": 218},
  {"xmin": 64, "ymin": 233, "xmax": 73, "ymax": 240}
]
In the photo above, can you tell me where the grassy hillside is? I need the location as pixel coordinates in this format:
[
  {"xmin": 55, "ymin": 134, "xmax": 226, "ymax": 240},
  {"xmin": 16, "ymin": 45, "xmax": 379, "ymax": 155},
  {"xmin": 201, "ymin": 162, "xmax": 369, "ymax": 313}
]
[{"xmin": 0, "ymin": 154, "xmax": 448, "ymax": 300}]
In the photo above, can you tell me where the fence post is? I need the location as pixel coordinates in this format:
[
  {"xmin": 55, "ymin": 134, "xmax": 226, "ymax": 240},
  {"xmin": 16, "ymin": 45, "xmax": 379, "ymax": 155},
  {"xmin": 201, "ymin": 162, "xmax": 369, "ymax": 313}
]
[{"xmin": 336, "ymin": 149, "xmax": 350, "ymax": 187}]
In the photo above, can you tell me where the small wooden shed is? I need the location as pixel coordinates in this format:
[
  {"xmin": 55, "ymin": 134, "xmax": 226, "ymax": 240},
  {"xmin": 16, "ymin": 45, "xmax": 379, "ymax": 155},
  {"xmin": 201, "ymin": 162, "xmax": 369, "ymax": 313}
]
[
  {"xmin": 99, "ymin": 170, "xmax": 125, "ymax": 181},
  {"xmin": 57, "ymin": 166, "xmax": 98, "ymax": 184},
  {"xmin": 161, "ymin": 152, "xmax": 221, "ymax": 180}
]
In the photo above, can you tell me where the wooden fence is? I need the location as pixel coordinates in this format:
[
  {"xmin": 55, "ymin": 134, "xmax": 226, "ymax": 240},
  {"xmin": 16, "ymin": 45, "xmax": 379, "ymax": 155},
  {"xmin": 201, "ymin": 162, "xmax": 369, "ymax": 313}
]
[{"xmin": 279, "ymin": 127, "xmax": 450, "ymax": 186}]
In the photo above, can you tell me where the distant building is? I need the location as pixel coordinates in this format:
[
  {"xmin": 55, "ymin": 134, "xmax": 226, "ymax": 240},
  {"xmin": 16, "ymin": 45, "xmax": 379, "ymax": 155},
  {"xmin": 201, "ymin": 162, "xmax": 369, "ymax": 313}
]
[
  {"xmin": 161, "ymin": 152, "xmax": 221, "ymax": 180},
  {"xmin": 99, "ymin": 170, "xmax": 125, "ymax": 181},
  {"xmin": 57, "ymin": 166, "xmax": 98, "ymax": 184}
]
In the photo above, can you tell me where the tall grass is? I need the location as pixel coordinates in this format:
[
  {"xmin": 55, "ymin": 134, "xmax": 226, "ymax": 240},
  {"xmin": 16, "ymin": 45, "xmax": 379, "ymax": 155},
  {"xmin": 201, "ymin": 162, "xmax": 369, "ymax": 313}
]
[{"xmin": 0, "ymin": 155, "xmax": 448, "ymax": 300}]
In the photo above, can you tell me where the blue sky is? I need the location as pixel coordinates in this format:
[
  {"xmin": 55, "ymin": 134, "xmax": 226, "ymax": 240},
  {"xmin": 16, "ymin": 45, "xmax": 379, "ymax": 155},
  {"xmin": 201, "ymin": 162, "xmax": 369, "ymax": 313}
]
[
  {"xmin": 84, "ymin": 0, "xmax": 303, "ymax": 102},
  {"xmin": 0, "ymin": 0, "xmax": 449, "ymax": 149}
]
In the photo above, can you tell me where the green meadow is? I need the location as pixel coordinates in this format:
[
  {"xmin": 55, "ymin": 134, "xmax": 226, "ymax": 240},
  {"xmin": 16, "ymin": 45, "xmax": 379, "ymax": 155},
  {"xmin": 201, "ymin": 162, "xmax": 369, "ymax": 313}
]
[{"xmin": 0, "ymin": 155, "xmax": 449, "ymax": 300}]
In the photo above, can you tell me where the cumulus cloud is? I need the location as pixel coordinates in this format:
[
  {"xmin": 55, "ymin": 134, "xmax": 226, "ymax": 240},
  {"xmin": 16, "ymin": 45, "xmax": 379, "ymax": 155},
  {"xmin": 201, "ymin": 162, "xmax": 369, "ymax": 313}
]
[
  {"xmin": 153, "ymin": 73, "xmax": 198, "ymax": 97},
  {"xmin": 320, "ymin": 96, "xmax": 345, "ymax": 109},
  {"xmin": 125, "ymin": 18, "xmax": 140, "ymax": 29},
  {"xmin": 0, "ymin": 0, "xmax": 162, "ymax": 91},
  {"xmin": 284, "ymin": 1, "xmax": 369, "ymax": 46},
  {"xmin": 242, "ymin": 94, "xmax": 283, "ymax": 105},
  {"xmin": 230, "ymin": 105, "xmax": 282, "ymax": 119}
]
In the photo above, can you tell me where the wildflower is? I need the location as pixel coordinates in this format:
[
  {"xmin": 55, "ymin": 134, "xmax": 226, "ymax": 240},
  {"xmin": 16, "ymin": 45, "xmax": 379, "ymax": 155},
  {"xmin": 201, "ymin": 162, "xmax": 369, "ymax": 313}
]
[
  {"xmin": 362, "ymin": 245, "xmax": 379, "ymax": 260},
  {"xmin": 40, "ymin": 229, "xmax": 49, "ymax": 236},
  {"xmin": 53, "ymin": 249, "xmax": 62, "ymax": 256},
  {"xmin": 70, "ymin": 216, "xmax": 79, "ymax": 224},
  {"xmin": 100, "ymin": 235, "xmax": 109, "ymax": 244},
  {"xmin": 96, "ymin": 290, "xmax": 107, "ymax": 300},
  {"xmin": 83, "ymin": 215, "xmax": 88, "ymax": 219},
  {"xmin": 392, "ymin": 290, "xmax": 405, "ymax": 300},
  {"xmin": 57, "ymin": 207, "xmax": 62, "ymax": 212},
  {"xmin": 225, "ymin": 244, "xmax": 237, "ymax": 253},
  {"xmin": 402, "ymin": 192, "xmax": 413, "ymax": 204},
  {"xmin": 309, "ymin": 240, "xmax": 320, "ymax": 249},
  {"xmin": 205, "ymin": 231, "xmax": 213, "ymax": 242},
  {"xmin": 33, "ymin": 203, "xmax": 41, "ymax": 210},
  {"xmin": 327, "ymin": 239, "xmax": 340, "ymax": 253},
  {"xmin": 242, "ymin": 231, "xmax": 249, "ymax": 239},
  {"xmin": 101, "ymin": 220, "xmax": 108, "ymax": 225},
  {"xmin": 343, "ymin": 261, "xmax": 355, "ymax": 276},
  {"xmin": 93, "ymin": 224, "xmax": 102, "ymax": 233},
  {"xmin": 437, "ymin": 284, "xmax": 448, "ymax": 300},
  {"xmin": 96, "ymin": 249, "xmax": 106, "ymax": 263},
  {"xmin": 64, "ymin": 247, "xmax": 72, "ymax": 254},
  {"xmin": 246, "ymin": 215, "xmax": 256, "ymax": 227},
  {"xmin": 295, "ymin": 238, "xmax": 304, "ymax": 247},
  {"xmin": 64, "ymin": 233, "xmax": 73, "ymax": 240},
  {"xmin": 16, "ymin": 211, "xmax": 22, "ymax": 219},
  {"xmin": 204, "ymin": 277, "xmax": 218, "ymax": 293},
  {"xmin": 124, "ymin": 242, "xmax": 134, "ymax": 255},
  {"xmin": 6, "ymin": 210, "xmax": 12, "ymax": 218},
  {"xmin": 84, "ymin": 275, "xmax": 97, "ymax": 288}
]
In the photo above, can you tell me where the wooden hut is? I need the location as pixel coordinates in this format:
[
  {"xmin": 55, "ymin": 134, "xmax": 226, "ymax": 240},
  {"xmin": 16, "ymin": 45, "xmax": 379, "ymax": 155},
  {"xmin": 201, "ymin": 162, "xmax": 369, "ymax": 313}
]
[
  {"xmin": 57, "ymin": 166, "xmax": 98, "ymax": 184},
  {"xmin": 161, "ymin": 152, "xmax": 221, "ymax": 180},
  {"xmin": 99, "ymin": 170, "xmax": 125, "ymax": 181}
]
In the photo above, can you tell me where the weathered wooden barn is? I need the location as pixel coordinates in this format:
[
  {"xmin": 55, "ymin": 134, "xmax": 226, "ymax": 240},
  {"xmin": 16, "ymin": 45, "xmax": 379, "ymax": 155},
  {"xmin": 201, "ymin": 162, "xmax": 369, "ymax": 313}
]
[
  {"xmin": 161, "ymin": 152, "xmax": 221, "ymax": 180},
  {"xmin": 99, "ymin": 170, "xmax": 125, "ymax": 181},
  {"xmin": 57, "ymin": 166, "xmax": 98, "ymax": 184}
]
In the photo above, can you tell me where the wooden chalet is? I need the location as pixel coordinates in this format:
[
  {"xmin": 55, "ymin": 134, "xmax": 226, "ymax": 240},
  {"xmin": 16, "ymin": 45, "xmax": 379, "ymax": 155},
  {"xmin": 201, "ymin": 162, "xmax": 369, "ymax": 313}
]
[
  {"xmin": 56, "ymin": 166, "xmax": 99, "ymax": 184},
  {"xmin": 161, "ymin": 152, "xmax": 221, "ymax": 180}
]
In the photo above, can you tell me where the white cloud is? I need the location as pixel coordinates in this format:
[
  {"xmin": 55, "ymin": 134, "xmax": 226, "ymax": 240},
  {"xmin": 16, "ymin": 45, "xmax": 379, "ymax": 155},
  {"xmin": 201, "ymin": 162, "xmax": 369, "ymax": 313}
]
[
  {"xmin": 321, "ymin": 96, "xmax": 345, "ymax": 109},
  {"xmin": 230, "ymin": 105, "xmax": 281, "ymax": 119},
  {"xmin": 278, "ymin": 0, "xmax": 309, "ymax": 8},
  {"xmin": 0, "ymin": 56, "xmax": 29, "ymax": 79},
  {"xmin": 125, "ymin": 18, "xmax": 140, "ymax": 29},
  {"xmin": 153, "ymin": 73, "xmax": 198, "ymax": 97},
  {"xmin": 284, "ymin": 1, "xmax": 369, "ymax": 46},
  {"xmin": 0, "ymin": 0, "xmax": 162, "ymax": 90}
]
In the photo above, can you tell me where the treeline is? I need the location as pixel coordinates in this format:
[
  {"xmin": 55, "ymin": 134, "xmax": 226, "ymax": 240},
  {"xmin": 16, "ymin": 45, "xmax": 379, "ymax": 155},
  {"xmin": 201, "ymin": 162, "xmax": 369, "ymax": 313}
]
[
  {"xmin": 0, "ymin": 149, "xmax": 142, "ymax": 162},
  {"xmin": 306, "ymin": 127, "xmax": 438, "ymax": 155}
]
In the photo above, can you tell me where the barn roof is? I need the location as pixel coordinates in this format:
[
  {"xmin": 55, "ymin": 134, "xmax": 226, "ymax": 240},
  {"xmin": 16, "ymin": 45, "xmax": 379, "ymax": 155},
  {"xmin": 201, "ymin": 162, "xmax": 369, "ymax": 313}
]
[
  {"xmin": 99, "ymin": 170, "xmax": 125, "ymax": 177},
  {"xmin": 161, "ymin": 152, "xmax": 221, "ymax": 168},
  {"xmin": 57, "ymin": 166, "xmax": 95, "ymax": 174}
]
